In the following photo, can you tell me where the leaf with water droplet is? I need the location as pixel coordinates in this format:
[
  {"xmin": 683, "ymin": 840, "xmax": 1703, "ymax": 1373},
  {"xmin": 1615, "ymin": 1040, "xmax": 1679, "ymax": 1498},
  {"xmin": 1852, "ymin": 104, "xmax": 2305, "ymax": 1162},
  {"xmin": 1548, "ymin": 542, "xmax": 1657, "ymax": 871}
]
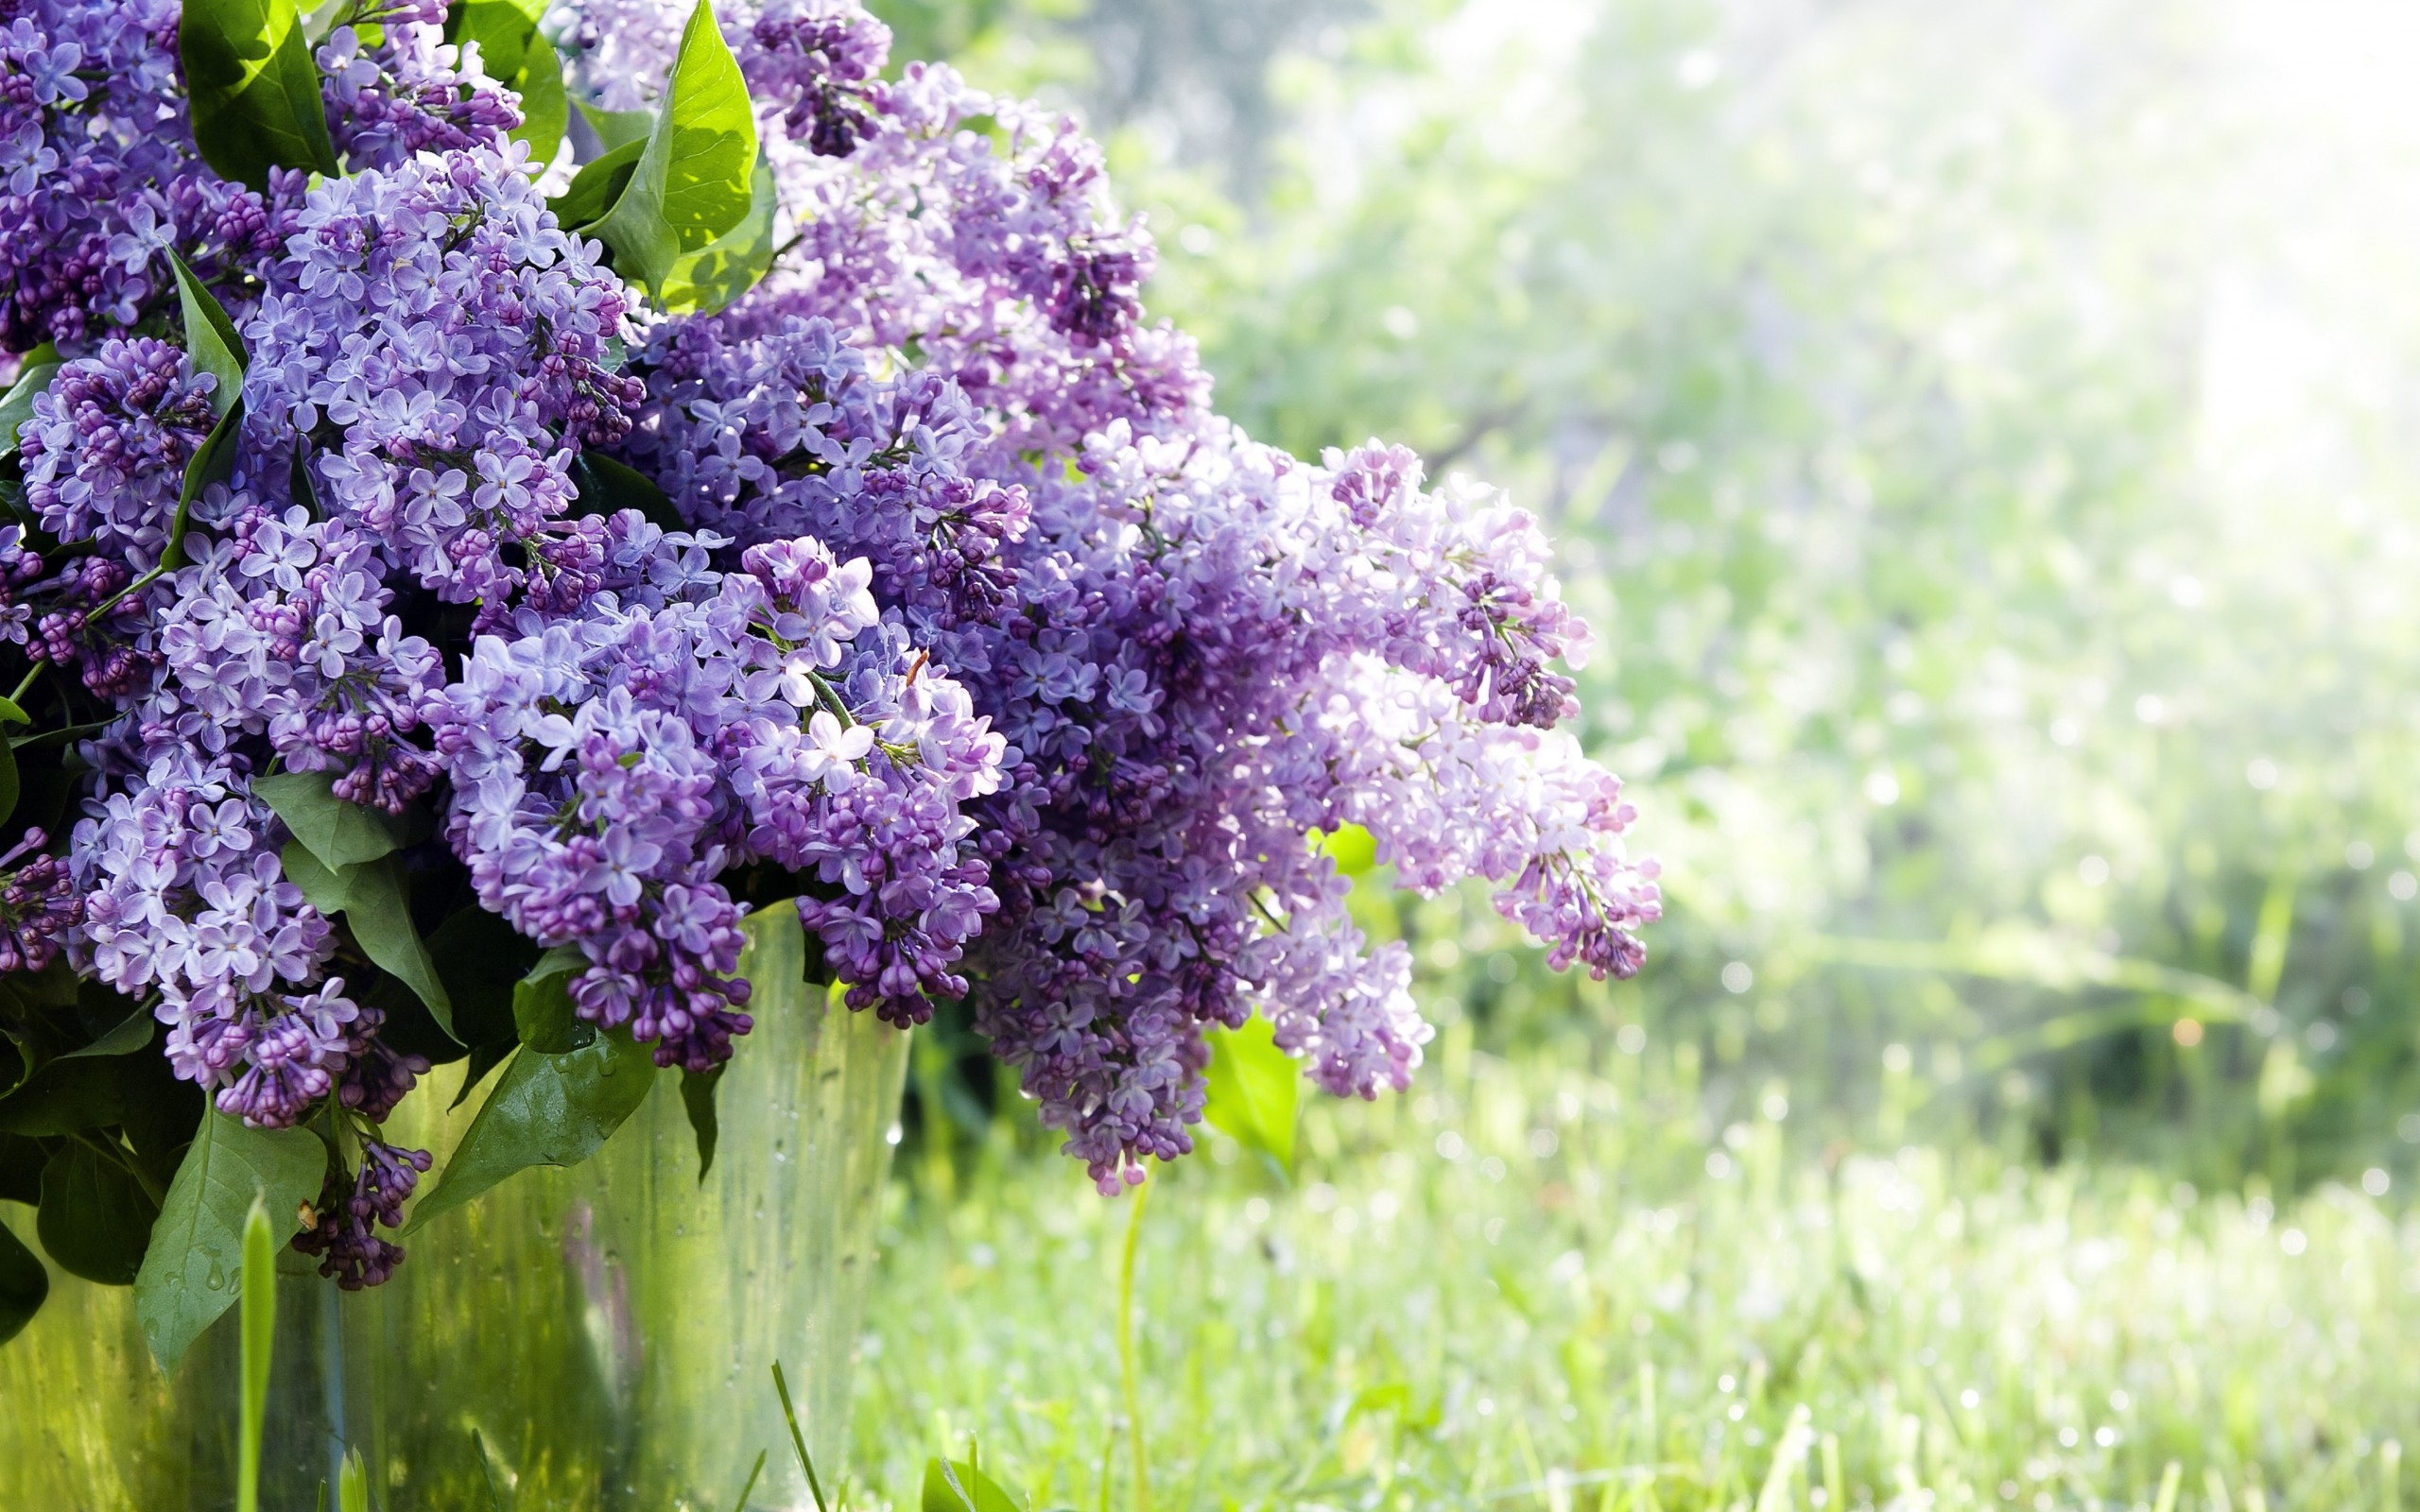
[{"xmin": 135, "ymin": 1110, "xmax": 323, "ymax": 1372}]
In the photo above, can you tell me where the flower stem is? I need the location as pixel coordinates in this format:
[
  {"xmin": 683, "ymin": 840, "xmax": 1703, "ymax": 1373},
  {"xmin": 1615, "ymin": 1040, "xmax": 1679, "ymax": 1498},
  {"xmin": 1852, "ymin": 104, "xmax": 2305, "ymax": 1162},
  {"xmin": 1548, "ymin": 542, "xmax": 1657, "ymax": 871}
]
[{"xmin": 1117, "ymin": 1170, "xmax": 1150, "ymax": 1512}]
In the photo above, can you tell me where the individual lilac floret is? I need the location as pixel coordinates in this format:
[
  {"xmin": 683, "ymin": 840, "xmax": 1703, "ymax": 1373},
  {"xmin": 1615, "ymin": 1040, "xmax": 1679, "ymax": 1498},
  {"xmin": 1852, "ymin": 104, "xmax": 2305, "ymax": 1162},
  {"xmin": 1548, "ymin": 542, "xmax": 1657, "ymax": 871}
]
[
  {"xmin": 243, "ymin": 145, "xmax": 644, "ymax": 627},
  {"xmin": 18, "ymin": 336, "xmax": 218, "ymax": 568}
]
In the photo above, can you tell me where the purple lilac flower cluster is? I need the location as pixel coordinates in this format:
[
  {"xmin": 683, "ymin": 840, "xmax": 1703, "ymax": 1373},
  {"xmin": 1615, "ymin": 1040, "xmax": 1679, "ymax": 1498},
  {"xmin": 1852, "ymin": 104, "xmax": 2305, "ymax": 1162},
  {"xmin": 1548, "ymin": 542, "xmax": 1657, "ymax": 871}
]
[
  {"xmin": 0, "ymin": 0, "xmax": 304, "ymax": 351},
  {"xmin": 316, "ymin": 2, "xmax": 524, "ymax": 170},
  {"xmin": 0, "ymin": 0, "xmax": 1653, "ymax": 1280},
  {"xmin": 595, "ymin": 0, "xmax": 1660, "ymax": 1191}
]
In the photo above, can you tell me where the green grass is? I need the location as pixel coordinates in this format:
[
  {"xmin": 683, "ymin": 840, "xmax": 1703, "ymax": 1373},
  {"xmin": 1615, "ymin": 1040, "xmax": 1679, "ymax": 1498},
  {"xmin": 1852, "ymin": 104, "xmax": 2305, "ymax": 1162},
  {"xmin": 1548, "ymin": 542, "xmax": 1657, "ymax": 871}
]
[{"xmin": 853, "ymin": 1028, "xmax": 2419, "ymax": 1511}]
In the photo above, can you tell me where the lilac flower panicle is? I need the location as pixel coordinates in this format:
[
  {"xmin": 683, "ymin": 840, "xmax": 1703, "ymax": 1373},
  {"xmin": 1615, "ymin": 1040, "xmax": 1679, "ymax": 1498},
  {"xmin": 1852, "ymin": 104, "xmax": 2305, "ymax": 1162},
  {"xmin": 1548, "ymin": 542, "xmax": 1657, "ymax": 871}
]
[
  {"xmin": 0, "ymin": 0, "xmax": 1656, "ymax": 1275},
  {"xmin": 0, "ymin": 0, "xmax": 304, "ymax": 351}
]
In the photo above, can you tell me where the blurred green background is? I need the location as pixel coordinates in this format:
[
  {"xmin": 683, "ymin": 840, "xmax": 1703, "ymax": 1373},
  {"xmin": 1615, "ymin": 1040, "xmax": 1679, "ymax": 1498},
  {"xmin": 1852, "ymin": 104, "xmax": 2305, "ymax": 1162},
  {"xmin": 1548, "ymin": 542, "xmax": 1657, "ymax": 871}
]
[{"xmin": 847, "ymin": 1, "xmax": 2420, "ymax": 1506}]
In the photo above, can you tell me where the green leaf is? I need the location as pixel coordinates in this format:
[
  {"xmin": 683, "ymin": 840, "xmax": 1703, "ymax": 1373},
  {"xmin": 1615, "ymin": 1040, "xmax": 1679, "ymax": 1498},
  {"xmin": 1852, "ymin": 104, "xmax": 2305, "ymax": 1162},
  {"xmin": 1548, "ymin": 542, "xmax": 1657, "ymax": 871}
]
[
  {"xmin": 402, "ymin": 1030, "xmax": 658, "ymax": 1234},
  {"xmin": 135, "ymin": 1109, "xmax": 323, "ymax": 1373},
  {"xmin": 568, "ymin": 448, "xmax": 684, "ymax": 531},
  {"xmin": 0, "ymin": 696, "xmax": 28, "ymax": 726},
  {"xmin": 1201, "ymin": 1015, "xmax": 1299, "ymax": 1176},
  {"xmin": 0, "ymin": 357, "xmax": 60, "ymax": 459},
  {"xmin": 509, "ymin": 24, "xmax": 570, "ymax": 163},
  {"xmin": 58, "ymin": 1005, "xmax": 155, "ymax": 1061},
  {"xmin": 254, "ymin": 768, "xmax": 420, "ymax": 871},
  {"xmin": 181, "ymin": 0, "xmax": 344, "ymax": 192},
  {"xmin": 280, "ymin": 843, "xmax": 454, "ymax": 1038},
  {"xmin": 0, "ymin": 1059, "xmax": 127, "ymax": 1136},
  {"xmin": 0, "ymin": 1216, "xmax": 46, "ymax": 1345},
  {"xmin": 655, "ymin": 154, "xmax": 778, "ymax": 316},
  {"xmin": 165, "ymin": 400, "xmax": 243, "ymax": 573},
  {"xmin": 680, "ymin": 1062, "xmax": 723, "ymax": 1183},
  {"xmin": 0, "ymin": 732, "xmax": 19, "ymax": 832},
  {"xmin": 921, "ymin": 1458, "xmax": 1025, "ymax": 1512},
  {"xmin": 579, "ymin": 99, "xmax": 657, "ymax": 152},
  {"xmin": 585, "ymin": 0, "xmax": 760, "ymax": 298},
  {"xmin": 549, "ymin": 137, "xmax": 646, "ymax": 230},
  {"xmin": 168, "ymin": 250, "xmax": 247, "ymax": 421},
  {"xmin": 37, "ymin": 1143, "xmax": 158, "ymax": 1285},
  {"xmin": 510, "ymin": 943, "xmax": 594, "ymax": 1054}
]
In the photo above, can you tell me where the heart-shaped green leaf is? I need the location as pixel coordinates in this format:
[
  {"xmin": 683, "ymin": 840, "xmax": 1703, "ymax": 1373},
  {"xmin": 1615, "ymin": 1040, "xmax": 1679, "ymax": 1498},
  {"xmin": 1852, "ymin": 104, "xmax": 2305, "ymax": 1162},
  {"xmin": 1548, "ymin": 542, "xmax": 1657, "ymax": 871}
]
[
  {"xmin": 579, "ymin": 99, "xmax": 657, "ymax": 153},
  {"xmin": 402, "ymin": 1028, "xmax": 658, "ymax": 1234},
  {"xmin": 134, "ymin": 1109, "xmax": 324, "ymax": 1372},
  {"xmin": 549, "ymin": 138, "xmax": 646, "ymax": 229},
  {"xmin": 510, "ymin": 943, "xmax": 595, "ymax": 1053},
  {"xmin": 655, "ymin": 155, "xmax": 778, "ymax": 316},
  {"xmin": 37, "ymin": 1142, "xmax": 159, "ymax": 1285},
  {"xmin": 280, "ymin": 842, "xmax": 455, "ymax": 1038},
  {"xmin": 585, "ymin": 0, "xmax": 760, "ymax": 299},
  {"xmin": 253, "ymin": 769, "xmax": 421, "ymax": 871},
  {"xmin": 181, "ymin": 0, "xmax": 343, "ymax": 191}
]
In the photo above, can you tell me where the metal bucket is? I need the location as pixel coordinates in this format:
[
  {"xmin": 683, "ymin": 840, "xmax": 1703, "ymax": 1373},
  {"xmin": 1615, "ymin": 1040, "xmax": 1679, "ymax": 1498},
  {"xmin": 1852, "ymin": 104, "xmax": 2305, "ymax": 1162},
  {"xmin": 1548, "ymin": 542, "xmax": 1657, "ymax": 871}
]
[{"xmin": 0, "ymin": 911, "xmax": 909, "ymax": 1510}]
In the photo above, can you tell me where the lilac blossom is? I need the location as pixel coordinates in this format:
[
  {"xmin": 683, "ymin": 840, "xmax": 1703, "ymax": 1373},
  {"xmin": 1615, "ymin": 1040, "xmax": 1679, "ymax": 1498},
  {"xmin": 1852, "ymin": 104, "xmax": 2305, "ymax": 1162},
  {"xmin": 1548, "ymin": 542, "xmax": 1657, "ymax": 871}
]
[
  {"xmin": 294, "ymin": 1137, "xmax": 432, "ymax": 1289},
  {"xmin": 317, "ymin": 11, "xmax": 521, "ymax": 170},
  {"xmin": 242, "ymin": 144, "xmax": 644, "ymax": 626},
  {"xmin": 0, "ymin": 0, "xmax": 1656, "ymax": 1258},
  {"xmin": 18, "ymin": 336, "xmax": 218, "ymax": 568},
  {"xmin": 0, "ymin": 0, "xmax": 304, "ymax": 352}
]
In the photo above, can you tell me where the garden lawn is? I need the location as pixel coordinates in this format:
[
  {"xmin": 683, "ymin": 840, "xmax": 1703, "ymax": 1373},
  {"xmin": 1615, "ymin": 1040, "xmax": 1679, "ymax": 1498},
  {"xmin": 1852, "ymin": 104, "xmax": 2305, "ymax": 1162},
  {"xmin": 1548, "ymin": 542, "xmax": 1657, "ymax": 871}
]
[{"xmin": 854, "ymin": 1030, "xmax": 2420, "ymax": 1512}]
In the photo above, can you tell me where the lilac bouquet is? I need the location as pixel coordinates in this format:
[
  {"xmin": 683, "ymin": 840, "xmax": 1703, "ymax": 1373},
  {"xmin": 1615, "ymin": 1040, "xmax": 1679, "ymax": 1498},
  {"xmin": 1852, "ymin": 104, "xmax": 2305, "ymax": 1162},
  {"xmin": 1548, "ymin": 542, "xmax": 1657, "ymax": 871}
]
[{"xmin": 0, "ymin": 0, "xmax": 1658, "ymax": 1364}]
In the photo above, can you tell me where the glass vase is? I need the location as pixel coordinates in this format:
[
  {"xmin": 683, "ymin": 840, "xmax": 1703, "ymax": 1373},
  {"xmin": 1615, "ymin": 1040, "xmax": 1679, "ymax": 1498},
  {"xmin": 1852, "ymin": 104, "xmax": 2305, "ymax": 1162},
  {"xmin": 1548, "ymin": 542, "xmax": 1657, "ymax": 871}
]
[{"xmin": 0, "ymin": 911, "xmax": 908, "ymax": 1510}]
